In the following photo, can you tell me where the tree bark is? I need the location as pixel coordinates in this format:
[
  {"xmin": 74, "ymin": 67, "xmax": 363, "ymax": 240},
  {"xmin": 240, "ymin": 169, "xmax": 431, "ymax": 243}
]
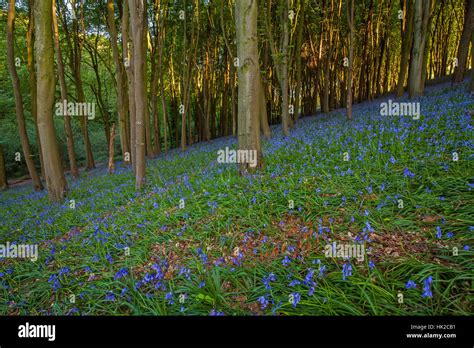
[
  {"xmin": 129, "ymin": 0, "xmax": 147, "ymax": 189},
  {"xmin": 236, "ymin": 0, "xmax": 262, "ymax": 173},
  {"xmin": 346, "ymin": 0, "xmax": 354, "ymax": 120},
  {"xmin": 453, "ymin": 0, "xmax": 474, "ymax": 83},
  {"xmin": 106, "ymin": 0, "xmax": 130, "ymax": 164},
  {"xmin": 471, "ymin": 29, "xmax": 474, "ymax": 93},
  {"xmin": 408, "ymin": 0, "xmax": 431, "ymax": 98},
  {"xmin": 123, "ymin": 0, "xmax": 136, "ymax": 171},
  {"xmin": 0, "ymin": 145, "xmax": 8, "ymax": 191},
  {"xmin": 35, "ymin": 0, "xmax": 67, "ymax": 201},
  {"xmin": 397, "ymin": 0, "xmax": 415, "ymax": 97},
  {"xmin": 108, "ymin": 123, "xmax": 116, "ymax": 174},
  {"xmin": 7, "ymin": 0, "xmax": 43, "ymax": 192},
  {"xmin": 26, "ymin": 0, "xmax": 45, "ymax": 180}
]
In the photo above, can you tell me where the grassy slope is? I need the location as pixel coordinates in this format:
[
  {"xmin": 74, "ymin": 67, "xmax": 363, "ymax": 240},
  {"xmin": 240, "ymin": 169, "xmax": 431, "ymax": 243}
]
[{"xmin": 0, "ymin": 83, "xmax": 473, "ymax": 315}]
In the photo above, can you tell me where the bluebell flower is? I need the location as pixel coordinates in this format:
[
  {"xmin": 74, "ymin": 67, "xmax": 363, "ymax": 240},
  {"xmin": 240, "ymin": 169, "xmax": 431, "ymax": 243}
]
[
  {"xmin": 421, "ymin": 276, "xmax": 433, "ymax": 298},
  {"xmin": 209, "ymin": 309, "xmax": 224, "ymax": 316},
  {"xmin": 106, "ymin": 253, "xmax": 113, "ymax": 264},
  {"xmin": 114, "ymin": 267, "xmax": 128, "ymax": 280},
  {"xmin": 291, "ymin": 292, "xmax": 301, "ymax": 307},
  {"xmin": 403, "ymin": 168, "xmax": 415, "ymax": 178},
  {"xmin": 436, "ymin": 226, "xmax": 442, "ymax": 239},
  {"xmin": 263, "ymin": 273, "xmax": 276, "ymax": 289},
  {"xmin": 257, "ymin": 296, "xmax": 269, "ymax": 310},
  {"xmin": 405, "ymin": 280, "xmax": 417, "ymax": 289},
  {"xmin": 342, "ymin": 263, "xmax": 352, "ymax": 280},
  {"xmin": 165, "ymin": 292, "xmax": 174, "ymax": 304},
  {"xmin": 318, "ymin": 265, "xmax": 326, "ymax": 278},
  {"xmin": 289, "ymin": 279, "xmax": 301, "ymax": 287},
  {"xmin": 105, "ymin": 291, "xmax": 115, "ymax": 301}
]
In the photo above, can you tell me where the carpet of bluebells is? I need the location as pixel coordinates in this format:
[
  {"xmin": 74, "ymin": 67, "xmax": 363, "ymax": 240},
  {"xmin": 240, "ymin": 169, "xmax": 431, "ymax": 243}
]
[{"xmin": 0, "ymin": 83, "xmax": 473, "ymax": 315}]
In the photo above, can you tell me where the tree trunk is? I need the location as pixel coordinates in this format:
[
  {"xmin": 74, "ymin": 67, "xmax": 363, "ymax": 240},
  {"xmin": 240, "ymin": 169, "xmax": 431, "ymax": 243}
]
[
  {"xmin": 7, "ymin": 0, "xmax": 43, "ymax": 192},
  {"xmin": 346, "ymin": 0, "xmax": 354, "ymax": 120},
  {"xmin": 236, "ymin": 0, "xmax": 262, "ymax": 173},
  {"xmin": 294, "ymin": 0, "xmax": 306, "ymax": 122},
  {"xmin": 108, "ymin": 123, "xmax": 116, "ymax": 174},
  {"xmin": 129, "ymin": 0, "xmax": 147, "ymax": 189},
  {"xmin": 281, "ymin": 0, "xmax": 290, "ymax": 134},
  {"xmin": 397, "ymin": 0, "xmax": 415, "ymax": 97},
  {"xmin": 124, "ymin": 1, "xmax": 136, "ymax": 172},
  {"xmin": 52, "ymin": 0, "xmax": 79, "ymax": 179},
  {"xmin": 34, "ymin": 0, "xmax": 67, "ymax": 201},
  {"xmin": 471, "ymin": 29, "xmax": 474, "ymax": 93},
  {"xmin": 26, "ymin": 0, "xmax": 45, "ymax": 180},
  {"xmin": 259, "ymin": 75, "xmax": 271, "ymax": 138},
  {"xmin": 0, "ymin": 145, "xmax": 8, "ymax": 191},
  {"xmin": 453, "ymin": 0, "xmax": 474, "ymax": 83},
  {"xmin": 106, "ymin": 0, "xmax": 130, "ymax": 165},
  {"xmin": 408, "ymin": 0, "xmax": 431, "ymax": 98}
]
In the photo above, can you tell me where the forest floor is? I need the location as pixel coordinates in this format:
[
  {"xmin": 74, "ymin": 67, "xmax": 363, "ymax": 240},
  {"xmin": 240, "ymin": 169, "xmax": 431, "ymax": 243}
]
[{"xmin": 0, "ymin": 82, "xmax": 473, "ymax": 315}]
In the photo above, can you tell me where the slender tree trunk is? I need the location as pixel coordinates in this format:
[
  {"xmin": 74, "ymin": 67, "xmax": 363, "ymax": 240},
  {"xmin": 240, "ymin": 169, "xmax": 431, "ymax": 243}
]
[
  {"xmin": 69, "ymin": 2, "xmax": 95, "ymax": 170},
  {"xmin": 34, "ymin": 0, "xmax": 67, "ymax": 201},
  {"xmin": 123, "ymin": 1, "xmax": 136, "ymax": 171},
  {"xmin": 454, "ymin": 0, "xmax": 474, "ymax": 83},
  {"xmin": 236, "ymin": 0, "xmax": 262, "ymax": 173},
  {"xmin": 108, "ymin": 123, "xmax": 116, "ymax": 174},
  {"xmin": 106, "ymin": 0, "xmax": 130, "ymax": 165},
  {"xmin": 7, "ymin": 0, "xmax": 43, "ymax": 192},
  {"xmin": 346, "ymin": 0, "xmax": 354, "ymax": 120},
  {"xmin": 150, "ymin": 22, "xmax": 161, "ymax": 156},
  {"xmin": 27, "ymin": 0, "xmax": 45, "ymax": 180},
  {"xmin": 397, "ymin": 0, "xmax": 415, "ymax": 97},
  {"xmin": 0, "ymin": 145, "xmax": 8, "ymax": 191},
  {"xmin": 408, "ymin": 0, "xmax": 431, "ymax": 97},
  {"xmin": 143, "ymin": 27, "xmax": 153, "ymax": 158},
  {"xmin": 52, "ymin": 0, "xmax": 79, "ymax": 179},
  {"xmin": 471, "ymin": 29, "xmax": 474, "ymax": 93},
  {"xmin": 259, "ymin": 75, "xmax": 271, "ymax": 138},
  {"xmin": 158, "ymin": 19, "xmax": 168, "ymax": 152},
  {"xmin": 129, "ymin": 0, "xmax": 147, "ymax": 189},
  {"xmin": 294, "ymin": 0, "xmax": 306, "ymax": 122},
  {"xmin": 281, "ymin": 0, "xmax": 290, "ymax": 134},
  {"xmin": 420, "ymin": 0, "xmax": 435, "ymax": 92}
]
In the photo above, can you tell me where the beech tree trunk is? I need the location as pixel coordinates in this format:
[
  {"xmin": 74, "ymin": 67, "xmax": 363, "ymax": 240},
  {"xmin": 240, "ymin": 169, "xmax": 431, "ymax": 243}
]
[
  {"xmin": 106, "ymin": 0, "xmax": 130, "ymax": 164},
  {"xmin": 26, "ymin": 0, "xmax": 45, "ymax": 180},
  {"xmin": 397, "ymin": 0, "xmax": 415, "ymax": 97},
  {"xmin": 453, "ymin": 0, "xmax": 474, "ymax": 83},
  {"xmin": 35, "ymin": 0, "xmax": 68, "ymax": 201},
  {"xmin": 236, "ymin": 0, "xmax": 262, "ymax": 173},
  {"xmin": 7, "ymin": 0, "xmax": 43, "ymax": 192},
  {"xmin": 346, "ymin": 0, "xmax": 354, "ymax": 120},
  {"xmin": 108, "ymin": 123, "xmax": 116, "ymax": 174},
  {"xmin": 408, "ymin": 0, "xmax": 431, "ymax": 98},
  {"xmin": 0, "ymin": 145, "xmax": 7, "ymax": 191},
  {"xmin": 129, "ymin": 0, "xmax": 147, "ymax": 189}
]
